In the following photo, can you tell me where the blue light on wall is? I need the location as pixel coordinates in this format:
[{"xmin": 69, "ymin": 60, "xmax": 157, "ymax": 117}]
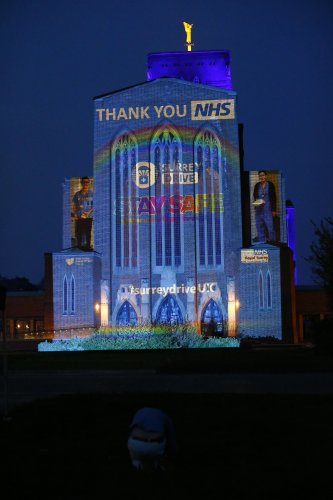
[
  {"xmin": 286, "ymin": 200, "xmax": 297, "ymax": 284},
  {"xmin": 147, "ymin": 50, "xmax": 232, "ymax": 90}
]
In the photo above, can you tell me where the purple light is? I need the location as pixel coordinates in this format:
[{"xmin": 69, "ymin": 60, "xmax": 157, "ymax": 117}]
[
  {"xmin": 286, "ymin": 200, "xmax": 297, "ymax": 284},
  {"xmin": 147, "ymin": 50, "xmax": 233, "ymax": 90}
]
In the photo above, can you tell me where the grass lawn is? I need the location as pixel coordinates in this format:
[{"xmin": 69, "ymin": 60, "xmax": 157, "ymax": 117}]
[
  {"xmin": 1, "ymin": 344, "xmax": 333, "ymax": 498},
  {"xmin": 1, "ymin": 343, "xmax": 333, "ymax": 372},
  {"xmin": 2, "ymin": 391, "xmax": 333, "ymax": 499}
]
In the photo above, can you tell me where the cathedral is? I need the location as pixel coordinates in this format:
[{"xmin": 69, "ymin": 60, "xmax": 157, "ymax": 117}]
[{"xmin": 52, "ymin": 28, "xmax": 296, "ymax": 341}]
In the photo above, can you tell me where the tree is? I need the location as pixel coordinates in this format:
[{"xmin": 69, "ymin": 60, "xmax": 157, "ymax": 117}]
[
  {"xmin": 0, "ymin": 275, "xmax": 41, "ymax": 292},
  {"xmin": 307, "ymin": 217, "xmax": 333, "ymax": 307}
]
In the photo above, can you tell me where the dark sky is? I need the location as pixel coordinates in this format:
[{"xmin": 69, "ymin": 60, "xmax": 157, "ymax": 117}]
[{"xmin": 1, "ymin": 0, "xmax": 332, "ymax": 285}]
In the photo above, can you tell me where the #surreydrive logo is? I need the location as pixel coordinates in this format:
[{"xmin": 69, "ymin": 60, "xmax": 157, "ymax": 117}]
[
  {"xmin": 133, "ymin": 161, "xmax": 156, "ymax": 188},
  {"xmin": 133, "ymin": 161, "xmax": 199, "ymax": 189},
  {"xmin": 129, "ymin": 282, "xmax": 217, "ymax": 297}
]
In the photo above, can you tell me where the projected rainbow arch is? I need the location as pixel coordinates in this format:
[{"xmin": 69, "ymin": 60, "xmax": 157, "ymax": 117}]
[{"xmin": 94, "ymin": 125, "xmax": 239, "ymax": 173}]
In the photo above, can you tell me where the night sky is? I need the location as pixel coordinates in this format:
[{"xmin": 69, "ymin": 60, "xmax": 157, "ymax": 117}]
[{"xmin": 1, "ymin": 0, "xmax": 332, "ymax": 285}]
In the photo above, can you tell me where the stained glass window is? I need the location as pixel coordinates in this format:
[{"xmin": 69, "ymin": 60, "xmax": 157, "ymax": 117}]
[
  {"xmin": 156, "ymin": 294, "xmax": 183, "ymax": 324},
  {"xmin": 194, "ymin": 129, "xmax": 223, "ymax": 268},
  {"xmin": 116, "ymin": 301, "xmax": 138, "ymax": 326},
  {"xmin": 151, "ymin": 127, "xmax": 183, "ymax": 268},
  {"xmin": 112, "ymin": 132, "xmax": 138, "ymax": 269}
]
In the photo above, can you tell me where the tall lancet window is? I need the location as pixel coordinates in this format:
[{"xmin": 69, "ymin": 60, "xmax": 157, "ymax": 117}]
[
  {"xmin": 151, "ymin": 126, "xmax": 183, "ymax": 269},
  {"xmin": 63, "ymin": 275, "xmax": 68, "ymax": 314},
  {"xmin": 266, "ymin": 271, "xmax": 272, "ymax": 309},
  {"xmin": 112, "ymin": 132, "xmax": 139, "ymax": 270},
  {"xmin": 194, "ymin": 129, "xmax": 224, "ymax": 269},
  {"xmin": 258, "ymin": 270, "xmax": 264, "ymax": 309},
  {"xmin": 70, "ymin": 275, "xmax": 75, "ymax": 314}
]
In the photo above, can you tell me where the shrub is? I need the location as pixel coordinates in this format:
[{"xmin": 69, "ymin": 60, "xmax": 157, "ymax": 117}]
[{"xmin": 38, "ymin": 330, "xmax": 240, "ymax": 352}]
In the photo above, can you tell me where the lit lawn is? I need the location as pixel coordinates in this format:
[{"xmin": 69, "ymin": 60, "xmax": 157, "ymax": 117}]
[{"xmin": 37, "ymin": 330, "xmax": 240, "ymax": 351}]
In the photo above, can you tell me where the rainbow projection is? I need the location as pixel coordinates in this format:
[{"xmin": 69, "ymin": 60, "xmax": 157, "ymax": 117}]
[{"xmin": 92, "ymin": 79, "xmax": 243, "ymax": 337}]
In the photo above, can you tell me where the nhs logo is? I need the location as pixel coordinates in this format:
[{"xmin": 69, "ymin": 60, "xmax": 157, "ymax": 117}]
[{"xmin": 191, "ymin": 99, "xmax": 235, "ymax": 120}]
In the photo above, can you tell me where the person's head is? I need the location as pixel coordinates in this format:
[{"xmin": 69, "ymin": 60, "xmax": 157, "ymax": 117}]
[
  {"xmin": 258, "ymin": 170, "xmax": 267, "ymax": 183},
  {"xmin": 80, "ymin": 176, "xmax": 90, "ymax": 192}
]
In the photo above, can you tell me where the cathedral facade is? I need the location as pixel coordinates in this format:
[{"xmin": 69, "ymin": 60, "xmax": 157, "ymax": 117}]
[{"xmin": 53, "ymin": 49, "xmax": 296, "ymax": 341}]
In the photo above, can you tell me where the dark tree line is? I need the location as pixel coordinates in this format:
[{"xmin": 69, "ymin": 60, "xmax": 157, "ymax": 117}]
[
  {"xmin": 0, "ymin": 275, "xmax": 42, "ymax": 292},
  {"xmin": 307, "ymin": 217, "xmax": 333, "ymax": 308}
]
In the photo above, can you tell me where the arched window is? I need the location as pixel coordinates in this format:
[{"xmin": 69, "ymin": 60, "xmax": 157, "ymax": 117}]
[
  {"xmin": 70, "ymin": 275, "xmax": 75, "ymax": 314},
  {"xmin": 112, "ymin": 132, "xmax": 138, "ymax": 269},
  {"xmin": 202, "ymin": 299, "xmax": 223, "ymax": 324},
  {"xmin": 116, "ymin": 301, "xmax": 138, "ymax": 326},
  {"xmin": 156, "ymin": 295, "xmax": 183, "ymax": 324},
  {"xmin": 201, "ymin": 299, "xmax": 223, "ymax": 336},
  {"xmin": 63, "ymin": 276, "xmax": 68, "ymax": 314},
  {"xmin": 266, "ymin": 271, "xmax": 272, "ymax": 308},
  {"xmin": 258, "ymin": 271, "xmax": 264, "ymax": 309},
  {"xmin": 194, "ymin": 129, "xmax": 223, "ymax": 268},
  {"xmin": 151, "ymin": 126, "xmax": 183, "ymax": 268}
]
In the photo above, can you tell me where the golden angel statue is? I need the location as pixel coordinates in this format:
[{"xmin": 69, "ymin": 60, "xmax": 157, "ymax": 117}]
[{"xmin": 183, "ymin": 22, "xmax": 193, "ymax": 51}]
